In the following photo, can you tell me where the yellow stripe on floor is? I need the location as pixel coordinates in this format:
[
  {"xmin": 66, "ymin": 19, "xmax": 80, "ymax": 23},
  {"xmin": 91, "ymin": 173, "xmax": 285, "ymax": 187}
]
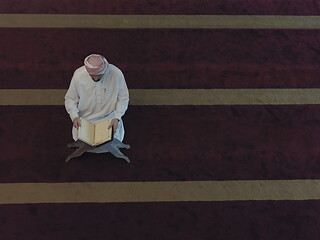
[
  {"xmin": 1, "ymin": 89, "xmax": 320, "ymax": 105},
  {"xmin": 0, "ymin": 14, "xmax": 320, "ymax": 29},
  {"xmin": 0, "ymin": 180, "xmax": 319, "ymax": 204}
]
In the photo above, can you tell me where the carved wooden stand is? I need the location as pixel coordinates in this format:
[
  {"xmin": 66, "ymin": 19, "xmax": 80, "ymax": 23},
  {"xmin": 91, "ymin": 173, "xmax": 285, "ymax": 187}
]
[{"xmin": 66, "ymin": 139, "xmax": 130, "ymax": 163}]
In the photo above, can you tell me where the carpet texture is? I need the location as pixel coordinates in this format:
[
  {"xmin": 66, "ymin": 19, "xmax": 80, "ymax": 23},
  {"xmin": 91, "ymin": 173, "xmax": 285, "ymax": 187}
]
[
  {"xmin": 1, "ymin": 1, "xmax": 319, "ymax": 239},
  {"xmin": 1, "ymin": 201, "xmax": 320, "ymax": 240},
  {"xmin": 1, "ymin": 29, "xmax": 320, "ymax": 89},
  {"xmin": 1, "ymin": 105, "xmax": 320, "ymax": 183},
  {"xmin": 0, "ymin": 0, "xmax": 320, "ymax": 15}
]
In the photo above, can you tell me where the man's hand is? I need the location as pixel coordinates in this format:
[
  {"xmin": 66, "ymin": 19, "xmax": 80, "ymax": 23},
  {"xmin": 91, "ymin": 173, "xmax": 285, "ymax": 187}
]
[
  {"xmin": 108, "ymin": 118, "xmax": 119, "ymax": 134},
  {"xmin": 73, "ymin": 117, "xmax": 81, "ymax": 129}
]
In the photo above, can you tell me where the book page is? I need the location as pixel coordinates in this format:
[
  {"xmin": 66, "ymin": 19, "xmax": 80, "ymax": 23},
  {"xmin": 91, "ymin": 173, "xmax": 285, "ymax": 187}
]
[
  {"xmin": 94, "ymin": 118, "xmax": 113, "ymax": 145},
  {"xmin": 78, "ymin": 118, "xmax": 95, "ymax": 145}
]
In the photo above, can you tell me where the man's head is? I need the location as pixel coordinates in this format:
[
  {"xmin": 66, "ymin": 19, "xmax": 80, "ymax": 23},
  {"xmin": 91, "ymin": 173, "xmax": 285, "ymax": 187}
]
[{"xmin": 84, "ymin": 54, "xmax": 108, "ymax": 81}]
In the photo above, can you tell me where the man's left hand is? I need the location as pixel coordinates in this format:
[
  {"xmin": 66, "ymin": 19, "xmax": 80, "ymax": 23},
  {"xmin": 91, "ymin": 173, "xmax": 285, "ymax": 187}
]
[{"xmin": 108, "ymin": 118, "xmax": 119, "ymax": 134}]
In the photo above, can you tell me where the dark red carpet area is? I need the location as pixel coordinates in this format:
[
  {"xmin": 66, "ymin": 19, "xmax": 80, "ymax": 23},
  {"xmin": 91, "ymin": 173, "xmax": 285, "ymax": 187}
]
[
  {"xmin": 0, "ymin": 0, "xmax": 320, "ymax": 15},
  {"xmin": 1, "ymin": 29, "xmax": 320, "ymax": 89},
  {"xmin": 1, "ymin": 1, "xmax": 320, "ymax": 239},
  {"xmin": 1, "ymin": 201, "xmax": 320, "ymax": 240},
  {"xmin": 1, "ymin": 105, "xmax": 320, "ymax": 183}
]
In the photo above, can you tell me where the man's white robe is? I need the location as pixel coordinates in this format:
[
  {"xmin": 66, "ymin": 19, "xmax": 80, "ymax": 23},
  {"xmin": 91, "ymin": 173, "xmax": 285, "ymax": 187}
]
[{"xmin": 65, "ymin": 64, "xmax": 129, "ymax": 144}]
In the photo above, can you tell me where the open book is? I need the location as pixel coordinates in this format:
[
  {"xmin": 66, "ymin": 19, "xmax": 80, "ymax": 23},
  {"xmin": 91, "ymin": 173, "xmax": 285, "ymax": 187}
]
[{"xmin": 78, "ymin": 115, "xmax": 113, "ymax": 146}]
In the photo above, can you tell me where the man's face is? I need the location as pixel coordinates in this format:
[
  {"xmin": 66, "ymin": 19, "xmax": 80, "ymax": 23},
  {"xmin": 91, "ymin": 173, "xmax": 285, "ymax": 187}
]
[{"xmin": 90, "ymin": 74, "xmax": 103, "ymax": 82}]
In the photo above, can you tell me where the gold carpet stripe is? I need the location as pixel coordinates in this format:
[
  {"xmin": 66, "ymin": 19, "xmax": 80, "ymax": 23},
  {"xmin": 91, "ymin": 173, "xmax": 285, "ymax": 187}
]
[
  {"xmin": 0, "ymin": 14, "xmax": 320, "ymax": 29},
  {"xmin": 1, "ymin": 89, "xmax": 320, "ymax": 105},
  {"xmin": 0, "ymin": 180, "xmax": 319, "ymax": 204}
]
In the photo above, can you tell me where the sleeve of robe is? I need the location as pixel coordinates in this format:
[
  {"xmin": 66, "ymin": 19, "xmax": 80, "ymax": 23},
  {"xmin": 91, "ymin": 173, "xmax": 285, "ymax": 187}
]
[
  {"xmin": 64, "ymin": 74, "xmax": 80, "ymax": 121},
  {"xmin": 114, "ymin": 72, "xmax": 129, "ymax": 120}
]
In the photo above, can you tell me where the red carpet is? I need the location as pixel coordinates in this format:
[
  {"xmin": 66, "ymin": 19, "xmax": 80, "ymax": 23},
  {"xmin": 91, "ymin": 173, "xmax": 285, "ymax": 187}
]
[
  {"xmin": 1, "ymin": 1, "xmax": 320, "ymax": 239},
  {"xmin": 1, "ymin": 29, "xmax": 320, "ymax": 89},
  {"xmin": 1, "ymin": 105, "xmax": 320, "ymax": 183},
  {"xmin": 1, "ymin": 201, "xmax": 320, "ymax": 240},
  {"xmin": 0, "ymin": 0, "xmax": 319, "ymax": 15}
]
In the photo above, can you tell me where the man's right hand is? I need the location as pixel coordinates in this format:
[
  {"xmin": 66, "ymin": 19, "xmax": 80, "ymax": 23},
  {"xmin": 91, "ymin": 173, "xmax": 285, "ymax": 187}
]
[{"xmin": 73, "ymin": 117, "xmax": 81, "ymax": 129}]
